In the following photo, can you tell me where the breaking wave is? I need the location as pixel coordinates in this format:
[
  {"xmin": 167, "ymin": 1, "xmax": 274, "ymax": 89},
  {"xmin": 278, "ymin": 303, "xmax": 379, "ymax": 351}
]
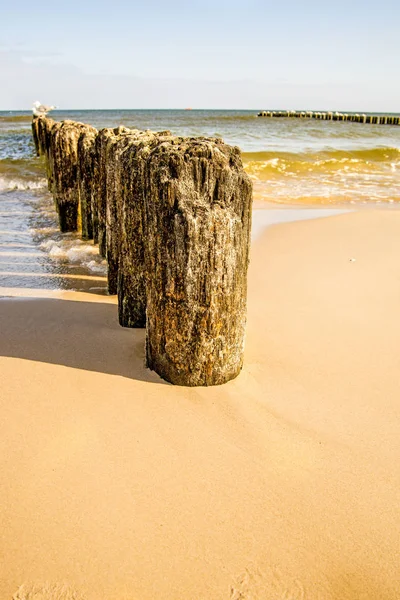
[
  {"xmin": 242, "ymin": 147, "xmax": 400, "ymax": 179},
  {"xmin": 39, "ymin": 238, "xmax": 107, "ymax": 274},
  {"xmin": 0, "ymin": 176, "xmax": 47, "ymax": 191}
]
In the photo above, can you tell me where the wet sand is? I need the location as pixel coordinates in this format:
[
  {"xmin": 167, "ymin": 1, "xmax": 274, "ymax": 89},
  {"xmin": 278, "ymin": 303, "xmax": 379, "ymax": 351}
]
[{"xmin": 1, "ymin": 210, "xmax": 400, "ymax": 600}]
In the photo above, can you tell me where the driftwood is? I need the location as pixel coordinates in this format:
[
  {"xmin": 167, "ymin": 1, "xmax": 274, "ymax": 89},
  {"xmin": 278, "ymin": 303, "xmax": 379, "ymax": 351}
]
[
  {"xmin": 77, "ymin": 127, "xmax": 98, "ymax": 239},
  {"xmin": 116, "ymin": 130, "xmax": 172, "ymax": 324},
  {"xmin": 144, "ymin": 137, "xmax": 253, "ymax": 386}
]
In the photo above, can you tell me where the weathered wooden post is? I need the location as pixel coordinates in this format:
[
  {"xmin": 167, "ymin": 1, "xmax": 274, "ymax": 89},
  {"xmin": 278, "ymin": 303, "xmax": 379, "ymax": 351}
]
[
  {"xmin": 93, "ymin": 128, "xmax": 116, "ymax": 252},
  {"xmin": 77, "ymin": 126, "xmax": 98, "ymax": 239},
  {"xmin": 98, "ymin": 127, "xmax": 172, "ymax": 298},
  {"xmin": 31, "ymin": 117, "xmax": 41, "ymax": 156},
  {"xmin": 33, "ymin": 116, "xmax": 56, "ymax": 191},
  {"xmin": 116, "ymin": 130, "xmax": 172, "ymax": 319},
  {"xmin": 45, "ymin": 119, "xmax": 61, "ymax": 194},
  {"xmin": 105, "ymin": 129, "xmax": 140, "ymax": 295},
  {"xmin": 144, "ymin": 137, "xmax": 253, "ymax": 386},
  {"xmin": 49, "ymin": 120, "xmax": 95, "ymax": 232},
  {"xmin": 92, "ymin": 127, "xmax": 130, "ymax": 256},
  {"xmin": 32, "ymin": 116, "xmax": 54, "ymax": 169}
]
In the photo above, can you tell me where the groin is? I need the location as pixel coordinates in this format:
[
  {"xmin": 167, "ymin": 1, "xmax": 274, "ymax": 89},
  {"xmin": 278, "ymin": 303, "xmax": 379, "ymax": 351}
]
[
  {"xmin": 31, "ymin": 115, "xmax": 253, "ymax": 386},
  {"xmin": 257, "ymin": 110, "xmax": 400, "ymax": 125}
]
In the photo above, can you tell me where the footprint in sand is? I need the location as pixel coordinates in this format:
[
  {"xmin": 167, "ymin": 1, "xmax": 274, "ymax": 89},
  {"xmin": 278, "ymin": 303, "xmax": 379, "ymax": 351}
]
[
  {"xmin": 12, "ymin": 582, "xmax": 86, "ymax": 600},
  {"xmin": 230, "ymin": 566, "xmax": 305, "ymax": 600}
]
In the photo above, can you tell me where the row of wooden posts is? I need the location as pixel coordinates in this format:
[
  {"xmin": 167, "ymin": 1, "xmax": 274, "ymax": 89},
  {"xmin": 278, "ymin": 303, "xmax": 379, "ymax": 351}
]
[
  {"xmin": 31, "ymin": 116, "xmax": 253, "ymax": 387},
  {"xmin": 257, "ymin": 110, "xmax": 400, "ymax": 125}
]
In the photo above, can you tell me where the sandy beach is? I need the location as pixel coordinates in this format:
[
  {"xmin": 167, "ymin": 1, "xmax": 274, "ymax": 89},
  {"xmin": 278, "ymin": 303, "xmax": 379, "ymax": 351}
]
[{"xmin": 1, "ymin": 209, "xmax": 400, "ymax": 600}]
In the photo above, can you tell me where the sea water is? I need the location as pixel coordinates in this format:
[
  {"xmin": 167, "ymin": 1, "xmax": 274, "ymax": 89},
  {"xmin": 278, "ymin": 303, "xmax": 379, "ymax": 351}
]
[{"xmin": 1, "ymin": 109, "xmax": 399, "ymax": 293}]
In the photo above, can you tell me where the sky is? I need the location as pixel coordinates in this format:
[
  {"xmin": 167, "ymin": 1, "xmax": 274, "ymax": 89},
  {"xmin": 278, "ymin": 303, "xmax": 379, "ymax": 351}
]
[{"xmin": 1, "ymin": 0, "xmax": 400, "ymax": 111}]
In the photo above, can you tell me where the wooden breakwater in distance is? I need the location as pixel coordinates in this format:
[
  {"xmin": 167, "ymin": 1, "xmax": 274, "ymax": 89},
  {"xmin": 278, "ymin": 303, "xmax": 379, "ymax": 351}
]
[
  {"xmin": 31, "ymin": 115, "xmax": 253, "ymax": 386},
  {"xmin": 257, "ymin": 110, "xmax": 400, "ymax": 125}
]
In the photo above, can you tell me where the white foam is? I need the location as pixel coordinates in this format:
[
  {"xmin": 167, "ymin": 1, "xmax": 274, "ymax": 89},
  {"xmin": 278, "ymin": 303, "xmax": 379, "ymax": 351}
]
[
  {"xmin": 0, "ymin": 177, "xmax": 47, "ymax": 191},
  {"xmin": 39, "ymin": 239, "xmax": 107, "ymax": 274},
  {"xmin": 85, "ymin": 260, "xmax": 107, "ymax": 274}
]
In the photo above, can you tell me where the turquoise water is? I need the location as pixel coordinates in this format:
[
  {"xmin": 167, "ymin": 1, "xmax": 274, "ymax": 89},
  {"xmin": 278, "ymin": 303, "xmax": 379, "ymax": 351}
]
[{"xmin": 0, "ymin": 109, "xmax": 399, "ymax": 293}]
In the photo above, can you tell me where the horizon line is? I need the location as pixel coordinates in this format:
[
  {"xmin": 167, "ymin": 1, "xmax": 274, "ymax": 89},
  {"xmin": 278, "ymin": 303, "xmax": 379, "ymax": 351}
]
[{"xmin": 2, "ymin": 107, "xmax": 400, "ymax": 114}]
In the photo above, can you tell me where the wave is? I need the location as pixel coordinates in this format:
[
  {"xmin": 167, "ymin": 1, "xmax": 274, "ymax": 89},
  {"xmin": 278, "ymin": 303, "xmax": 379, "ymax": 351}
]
[
  {"xmin": 0, "ymin": 157, "xmax": 45, "ymax": 180},
  {"xmin": 39, "ymin": 238, "xmax": 107, "ymax": 274},
  {"xmin": 0, "ymin": 132, "xmax": 35, "ymax": 161},
  {"xmin": 0, "ymin": 114, "xmax": 32, "ymax": 123},
  {"xmin": 0, "ymin": 176, "xmax": 47, "ymax": 191},
  {"xmin": 242, "ymin": 146, "xmax": 400, "ymax": 163},
  {"xmin": 0, "ymin": 127, "xmax": 32, "ymax": 136},
  {"xmin": 242, "ymin": 147, "xmax": 400, "ymax": 179}
]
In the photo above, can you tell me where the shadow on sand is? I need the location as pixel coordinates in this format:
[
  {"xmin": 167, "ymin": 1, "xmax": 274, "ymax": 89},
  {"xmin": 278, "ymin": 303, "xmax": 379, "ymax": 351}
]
[{"xmin": 0, "ymin": 297, "xmax": 166, "ymax": 384}]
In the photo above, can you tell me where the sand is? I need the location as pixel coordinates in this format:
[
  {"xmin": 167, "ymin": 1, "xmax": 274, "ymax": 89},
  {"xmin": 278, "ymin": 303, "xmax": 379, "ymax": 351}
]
[{"xmin": 1, "ymin": 210, "xmax": 400, "ymax": 600}]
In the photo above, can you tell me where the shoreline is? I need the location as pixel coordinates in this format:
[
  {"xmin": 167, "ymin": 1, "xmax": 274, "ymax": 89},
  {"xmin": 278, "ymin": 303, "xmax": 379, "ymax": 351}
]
[
  {"xmin": 0, "ymin": 202, "xmax": 360, "ymax": 299},
  {"xmin": 2, "ymin": 203, "xmax": 400, "ymax": 299}
]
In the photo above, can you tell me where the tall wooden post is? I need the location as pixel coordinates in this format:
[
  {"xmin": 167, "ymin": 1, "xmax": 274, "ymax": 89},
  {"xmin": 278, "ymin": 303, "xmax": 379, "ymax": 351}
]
[
  {"xmin": 49, "ymin": 120, "xmax": 94, "ymax": 233},
  {"xmin": 116, "ymin": 130, "xmax": 172, "ymax": 320},
  {"xmin": 93, "ymin": 127, "xmax": 130, "ymax": 255},
  {"xmin": 77, "ymin": 127, "xmax": 98, "ymax": 240},
  {"xmin": 144, "ymin": 137, "xmax": 253, "ymax": 386}
]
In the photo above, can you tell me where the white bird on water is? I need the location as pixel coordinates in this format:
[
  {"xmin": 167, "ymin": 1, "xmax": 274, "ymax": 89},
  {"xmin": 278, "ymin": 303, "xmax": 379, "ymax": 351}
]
[{"xmin": 32, "ymin": 101, "xmax": 56, "ymax": 116}]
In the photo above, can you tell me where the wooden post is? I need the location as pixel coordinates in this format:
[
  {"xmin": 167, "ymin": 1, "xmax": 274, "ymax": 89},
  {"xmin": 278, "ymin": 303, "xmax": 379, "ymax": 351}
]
[
  {"xmin": 77, "ymin": 126, "xmax": 98, "ymax": 240},
  {"xmin": 49, "ymin": 120, "xmax": 95, "ymax": 233},
  {"xmin": 144, "ymin": 137, "xmax": 253, "ymax": 386},
  {"xmin": 32, "ymin": 117, "xmax": 56, "ymax": 191},
  {"xmin": 93, "ymin": 127, "xmax": 130, "ymax": 255},
  {"xmin": 31, "ymin": 117, "xmax": 41, "ymax": 156},
  {"xmin": 46, "ymin": 120, "xmax": 62, "ymax": 194},
  {"xmin": 105, "ymin": 129, "xmax": 141, "ymax": 295},
  {"xmin": 32, "ymin": 115, "xmax": 53, "ymax": 157},
  {"xmin": 116, "ymin": 130, "xmax": 172, "ymax": 320}
]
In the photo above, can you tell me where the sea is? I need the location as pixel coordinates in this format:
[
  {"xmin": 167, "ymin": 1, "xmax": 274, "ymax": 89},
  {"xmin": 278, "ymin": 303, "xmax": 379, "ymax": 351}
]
[{"xmin": 1, "ymin": 108, "xmax": 400, "ymax": 295}]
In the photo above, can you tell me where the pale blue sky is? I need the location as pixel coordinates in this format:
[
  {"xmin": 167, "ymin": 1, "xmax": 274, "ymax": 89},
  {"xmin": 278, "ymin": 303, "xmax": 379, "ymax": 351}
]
[{"xmin": 1, "ymin": 0, "xmax": 400, "ymax": 110}]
